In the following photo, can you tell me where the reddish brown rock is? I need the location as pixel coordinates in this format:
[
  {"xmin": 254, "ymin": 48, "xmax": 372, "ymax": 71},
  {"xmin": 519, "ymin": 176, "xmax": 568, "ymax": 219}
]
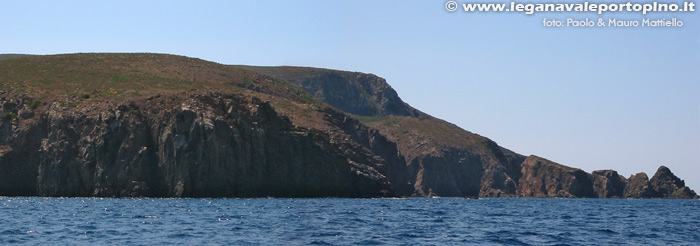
[
  {"xmin": 624, "ymin": 173, "xmax": 654, "ymax": 198},
  {"xmin": 650, "ymin": 166, "xmax": 699, "ymax": 199},
  {"xmin": 518, "ymin": 156, "xmax": 595, "ymax": 198},
  {"xmin": 591, "ymin": 170, "xmax": 627, "ymax": 198},
  {"xmin": 1, "ymin": 53, "xmax": 697, "ymax": 199}
]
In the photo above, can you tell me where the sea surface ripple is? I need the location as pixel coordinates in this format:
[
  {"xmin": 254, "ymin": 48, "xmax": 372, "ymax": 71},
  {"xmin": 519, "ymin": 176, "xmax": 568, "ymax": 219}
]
[{"xmin": 0, "ymin": 197, "xmax": 698, "ymax": 245}]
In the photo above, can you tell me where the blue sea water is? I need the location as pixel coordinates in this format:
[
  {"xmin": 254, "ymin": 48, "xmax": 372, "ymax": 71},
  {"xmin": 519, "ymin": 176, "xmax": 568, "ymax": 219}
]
[{"xmin": 0, "ymin": 197, "xmax": 698, "ymax": 245}]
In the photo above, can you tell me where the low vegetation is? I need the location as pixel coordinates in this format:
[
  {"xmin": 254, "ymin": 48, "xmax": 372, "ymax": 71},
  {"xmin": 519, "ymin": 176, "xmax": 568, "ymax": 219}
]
[{"xmin": 0, "ymin": 53, "xmax": 330, "ymax": 129}]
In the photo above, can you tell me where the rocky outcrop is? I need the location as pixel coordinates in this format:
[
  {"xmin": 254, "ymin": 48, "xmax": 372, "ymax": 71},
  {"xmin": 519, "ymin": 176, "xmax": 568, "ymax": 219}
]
[
  {"xmin": 649, "ymin": 166, "xmax": 699, "ymax": 199},
  {"xmin": 408, "ymin": 149, "xmax": 485, "ymax": 197},
  {"xmin": 0, "ymin": 53, "xmax": 696, "ymax": 198},
  {"xmin": 624, "ymin": 173, "xmax": 655, "ymax": 198},
  {"xmin": 591, "ymin": 170, "xmax": 627, "ymax": 198},
  {"xmin": 0, "ymin": 93, "xmax": 402, "ymax": 197},
  {"xmin": 243, "ymin": 67, "xmax": 530, "ymax": 198},
  {"xmin": 518, "ymin": 156, "xmax": 595, "ymax": 198},
  {"xmin": 317, "ymin": 108, "xmax": 412, "ymax": 196},
  {"xmin": 240, "ymin": 65, "xmax": 697, "ymax": 199},
  {"xmin": 517, "ymin": 156, "xmax": 697, "ymax": 199},
  {"xmin": 0, "ymin": 97, "xmax": 43, "ymax": 196},
  {"xmin": 240, "ymin": 66, "xmax": 420, "ymax": 117},
  {"xmin": 407, "ymin": 143, "xmax": 523, "ymax": 198}
]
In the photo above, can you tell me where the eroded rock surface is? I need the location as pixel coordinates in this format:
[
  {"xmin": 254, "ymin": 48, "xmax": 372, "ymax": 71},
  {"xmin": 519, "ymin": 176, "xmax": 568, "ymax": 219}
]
[
  {"xmin": 0, "ymin": 93, "xmax": 400, "ymax": 197},
  {"xmin": 0, "ymin": 53, "xmax": 696, "ymax": 198}
]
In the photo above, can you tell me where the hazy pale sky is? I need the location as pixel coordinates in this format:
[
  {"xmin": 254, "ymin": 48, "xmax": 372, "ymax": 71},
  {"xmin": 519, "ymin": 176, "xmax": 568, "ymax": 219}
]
[{"xmin": 2, "ymin": 1, "xmax": 698, "ymax": 190}]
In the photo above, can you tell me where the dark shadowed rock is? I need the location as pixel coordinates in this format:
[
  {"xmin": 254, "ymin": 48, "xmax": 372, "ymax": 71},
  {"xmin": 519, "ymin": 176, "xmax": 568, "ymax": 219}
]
[
  {"xmin": 518, "ymin": 156, "xmax": 595, "ymax": 198},
  {"xmin": 624, "ymin": 173, "xmax": 655, "ymax": 198},
  {"xmin": 1, "ymin": 93, "xmax": 400, "ymax": 197},
  {"xmin": 255, "ymin": 64, "xmax": 699, "ymax": 199},
  {"xmin": 591, "ymin": 170, "xmax": 627, "ymax": 198},
  {"xmin": 241, "ymin": 66, "xmax": 527, "ymax": 198},
  {"xmin": 0, "ymin": 53, "xmax": 697, "ymax": 198},
  {"xmin": 650, "ymin": 166, "xmax": 699, "ymax": 199}
]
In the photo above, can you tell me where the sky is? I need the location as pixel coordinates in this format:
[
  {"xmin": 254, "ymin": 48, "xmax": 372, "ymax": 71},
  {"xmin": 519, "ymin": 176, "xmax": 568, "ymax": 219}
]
[{"xmin": 1, "ymin": 1, "xmax": 698, "ymax": 191}]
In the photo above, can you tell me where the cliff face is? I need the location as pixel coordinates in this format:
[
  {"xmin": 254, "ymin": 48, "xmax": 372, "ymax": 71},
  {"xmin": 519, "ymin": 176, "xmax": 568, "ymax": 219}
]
[
  {"xmin": 518, "ymin": 156, "xmax": 698, "ymax": 199},
  {"xmin": 624, "ymin": 173, "xmax": 654, "ymax": 198},
  {"xmin": 0, "ymin": 53, "xmax": 696, "ymax": 198},
  {"xmin": 242, "ymin": 65, "xmax": 697, "ymax": 199},
  {"xmin": 239, "ymin": 66, "xmax": 420, "ymax": 117},
  {"xmin": 518, "ymin": 156, "xmax": 595, "ymax": 198},
  {"xmin": 649, "ymin": 166, "xmax": 698, "ymax": 199},
  {"xmin": 0, "ymin": 93, "xmax": 402, "ymax": 197},
  {"xmin": 407, "ymin": 141, "xmax": 524, "ymax": 198},
  {"xmin": 248, "ymin": 66, "xmax": 529, "ymax": 198},
  {"xmin": 591, "ymin": 170, "xmax": 627, "ymax": 198}
]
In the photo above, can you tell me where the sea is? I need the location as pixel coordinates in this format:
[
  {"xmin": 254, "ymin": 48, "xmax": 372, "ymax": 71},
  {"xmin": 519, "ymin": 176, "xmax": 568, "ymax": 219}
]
[{"xmin": 0, "ymin": 197, "xmax": 698, "ymax": 245}]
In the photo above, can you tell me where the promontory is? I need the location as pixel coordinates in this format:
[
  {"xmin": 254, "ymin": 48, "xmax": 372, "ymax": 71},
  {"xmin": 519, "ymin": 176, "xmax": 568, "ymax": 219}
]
[{"xmin": 0, "ymin": 53, "xmax": 696, "ymax": 198}]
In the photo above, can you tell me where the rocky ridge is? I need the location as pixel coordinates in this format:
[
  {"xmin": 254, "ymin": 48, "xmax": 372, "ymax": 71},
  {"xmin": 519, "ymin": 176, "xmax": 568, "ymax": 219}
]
[
  {"xmin": 517, "ymin": 156, "xmax": 697, "ymax": 198},
  {"xmin": 0, "ymin": 53, "xmax": 696, "ymax": 198},
  {"xmin": 246, "ymin": 66, "xmax": 697, "ymax": 199}
]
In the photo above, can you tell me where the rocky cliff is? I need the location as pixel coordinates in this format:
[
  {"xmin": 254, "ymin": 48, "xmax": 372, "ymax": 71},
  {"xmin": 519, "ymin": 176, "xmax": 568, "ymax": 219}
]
[
  {"xmin": 246, "ymin": 65, "xmax": 697, "ymax": 199},
  {"xmin": 649, "ymin": 166, "xmax": 698, "ymax": 198},
  {"xmin": 239, "ymin": 66, "xmax": 420, "ymax": 117},
  {"xmin": 518, "ymin": 156, "xmax": 595, "ymax": 198},
  {"xmin": 0, "ymin": 53, "xmax": 696, "ymax": 198},
  {"xmin": 518, "ymin": 156, "xmax": 698, "ymax": 199},
  {"xmin": 0, "ymin": 92, "xmax": 407, "ymax": 197},
  {"xmin": 246, "ymin": 67, "xmax": 528, "ymax": 198}
]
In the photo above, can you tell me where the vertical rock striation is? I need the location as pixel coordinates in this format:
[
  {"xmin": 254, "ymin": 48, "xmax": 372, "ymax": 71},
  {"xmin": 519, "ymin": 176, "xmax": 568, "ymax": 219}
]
[
  {"xmin": 244, "ymin": 65, "xmax": 697, "ymax": 199},
  {"xmin": 518, "ymin": 156, "xmax": 595, "ymax": 198},
  {"xmin": 0, "ymin": 54, "xmax": 696, "ymax": 198},
  {"xmin": 0, "ymin": 93, "xmax": 401, "ymax": 197},
  {"xmin": 517, "ymin": 156, "xmax": 698, "ymax": 199}
]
